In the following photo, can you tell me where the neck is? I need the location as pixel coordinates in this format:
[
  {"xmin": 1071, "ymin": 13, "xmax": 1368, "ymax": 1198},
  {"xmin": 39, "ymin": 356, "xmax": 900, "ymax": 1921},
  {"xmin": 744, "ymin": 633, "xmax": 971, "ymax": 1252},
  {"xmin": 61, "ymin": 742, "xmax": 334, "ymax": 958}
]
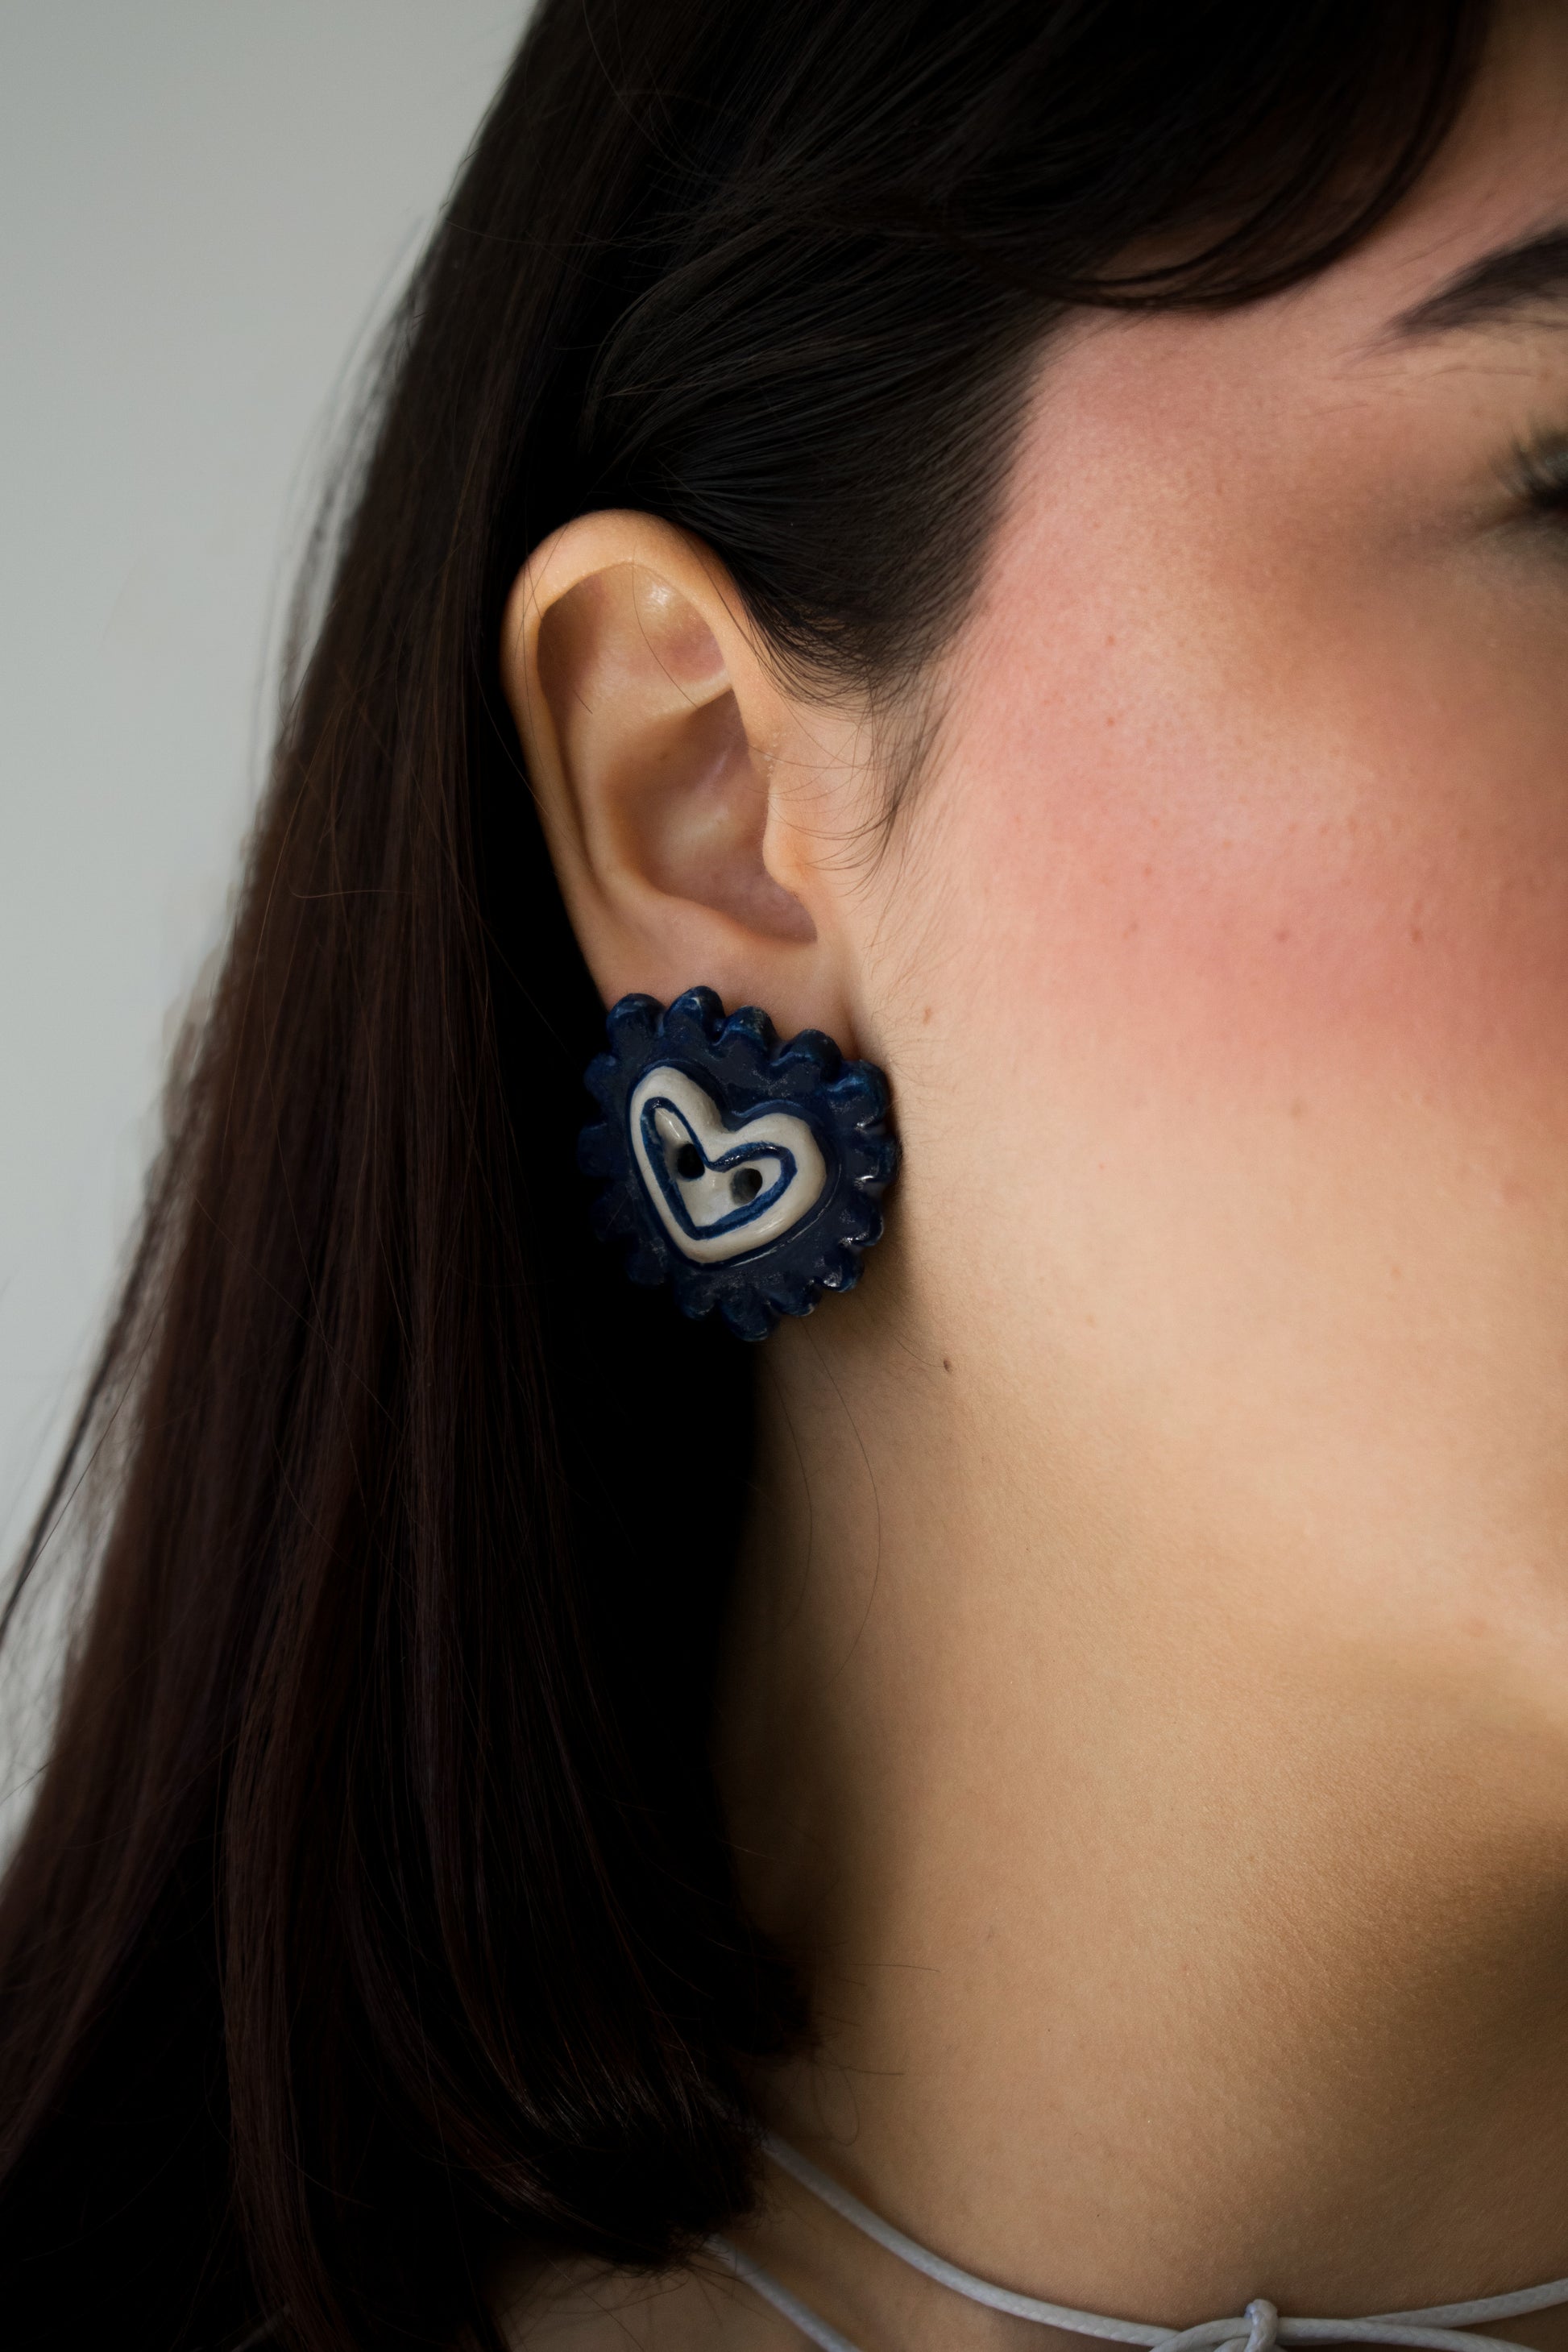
[{"xmin": 713, "ymin": 1302, "xmax": 1568, "ymax": 2345}]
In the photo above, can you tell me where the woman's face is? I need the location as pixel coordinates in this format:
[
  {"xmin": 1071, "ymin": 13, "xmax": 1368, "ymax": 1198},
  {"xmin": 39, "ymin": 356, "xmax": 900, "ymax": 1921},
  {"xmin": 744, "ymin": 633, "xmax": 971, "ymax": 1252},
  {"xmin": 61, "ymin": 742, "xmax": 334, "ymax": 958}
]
[{"xmin": 840, "ymin": 0, "xmax": 1568, "ymax": 1725}]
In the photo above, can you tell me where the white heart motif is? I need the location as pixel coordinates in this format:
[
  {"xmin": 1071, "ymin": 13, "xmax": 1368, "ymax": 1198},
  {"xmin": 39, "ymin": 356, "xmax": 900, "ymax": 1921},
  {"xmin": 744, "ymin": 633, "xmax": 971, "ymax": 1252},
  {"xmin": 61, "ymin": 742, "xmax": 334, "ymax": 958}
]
[{"xmin": 628, "ymin": 1064, "xmax": 827, "ymax": 1265}]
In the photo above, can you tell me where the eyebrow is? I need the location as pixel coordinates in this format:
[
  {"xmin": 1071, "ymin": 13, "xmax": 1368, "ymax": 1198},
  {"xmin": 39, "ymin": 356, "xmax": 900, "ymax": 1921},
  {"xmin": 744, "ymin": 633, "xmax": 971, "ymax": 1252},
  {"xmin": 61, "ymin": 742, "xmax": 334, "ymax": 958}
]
[{"xmin": 1390, "ymin": 222, "xmax": 1568, "ymax": 338}]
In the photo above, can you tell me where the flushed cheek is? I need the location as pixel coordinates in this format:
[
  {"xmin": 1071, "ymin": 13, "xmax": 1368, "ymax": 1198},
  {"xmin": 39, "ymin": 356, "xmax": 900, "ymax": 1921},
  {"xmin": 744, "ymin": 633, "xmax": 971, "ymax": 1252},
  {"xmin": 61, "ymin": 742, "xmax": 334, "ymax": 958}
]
[
  {"xmin": 904, "ymin": 609, "xmax": 1568, "ymax": 1624},
  {"xmin": 931, "ymin": 571, "xmax": 1568, "ymax": 1131}
]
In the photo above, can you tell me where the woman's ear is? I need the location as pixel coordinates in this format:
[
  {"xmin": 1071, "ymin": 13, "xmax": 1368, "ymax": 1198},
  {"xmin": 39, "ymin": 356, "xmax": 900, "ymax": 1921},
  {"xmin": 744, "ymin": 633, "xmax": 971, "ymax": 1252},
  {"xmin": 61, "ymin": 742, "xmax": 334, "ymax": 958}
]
[{"xmin": 500, "ymin": 511, "xmax": 857, "ymax": 1043}]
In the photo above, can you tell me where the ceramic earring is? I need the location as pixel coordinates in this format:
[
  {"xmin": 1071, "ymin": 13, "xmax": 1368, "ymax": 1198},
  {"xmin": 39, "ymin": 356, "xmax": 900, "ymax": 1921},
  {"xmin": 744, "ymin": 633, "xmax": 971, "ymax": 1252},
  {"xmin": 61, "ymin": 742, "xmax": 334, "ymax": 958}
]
[{"xmin": 579, "ymin": 987, "xmax": 899, "ymax": 1341}]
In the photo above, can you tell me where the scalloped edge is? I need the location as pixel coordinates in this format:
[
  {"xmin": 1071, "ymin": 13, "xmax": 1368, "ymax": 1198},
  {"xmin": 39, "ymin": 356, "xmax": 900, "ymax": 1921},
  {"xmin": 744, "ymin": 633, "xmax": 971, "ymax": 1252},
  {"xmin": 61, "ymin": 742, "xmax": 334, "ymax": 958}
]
[{"xmin": 578, "ymin": 987, "xmax": 898, "ymax": 1339}]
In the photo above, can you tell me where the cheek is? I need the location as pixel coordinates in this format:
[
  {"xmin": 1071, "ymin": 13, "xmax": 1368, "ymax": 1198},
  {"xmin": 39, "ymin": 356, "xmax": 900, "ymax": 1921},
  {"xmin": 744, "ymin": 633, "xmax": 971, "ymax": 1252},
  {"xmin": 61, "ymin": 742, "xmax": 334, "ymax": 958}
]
[
  {"xmin": 859, "ymin": 318, "xmax": 1568, "ymax": 1620},
  {"xmin": 888, "ymin": 551, "xmax": 1568, "ymax": 1582},
  {"xmin": 927, "ymin": 541, "xmax": 1568, "ymax": 1142}
]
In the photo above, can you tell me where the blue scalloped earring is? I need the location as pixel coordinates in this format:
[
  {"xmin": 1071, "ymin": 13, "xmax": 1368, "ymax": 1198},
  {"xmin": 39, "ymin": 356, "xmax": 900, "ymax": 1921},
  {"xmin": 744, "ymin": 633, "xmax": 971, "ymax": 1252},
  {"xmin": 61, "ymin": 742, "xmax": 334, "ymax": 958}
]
[{"xmin": 578, "ymin": 988, "xmax": 899, "ymax": 1342}]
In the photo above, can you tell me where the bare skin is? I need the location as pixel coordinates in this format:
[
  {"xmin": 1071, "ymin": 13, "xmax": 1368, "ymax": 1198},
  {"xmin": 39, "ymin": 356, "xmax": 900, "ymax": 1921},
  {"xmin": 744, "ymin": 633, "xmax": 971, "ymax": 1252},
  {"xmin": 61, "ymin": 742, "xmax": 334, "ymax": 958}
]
[{"xmin": 500, "ymin": 5, "xmax": 1568, "ymax": 2343}]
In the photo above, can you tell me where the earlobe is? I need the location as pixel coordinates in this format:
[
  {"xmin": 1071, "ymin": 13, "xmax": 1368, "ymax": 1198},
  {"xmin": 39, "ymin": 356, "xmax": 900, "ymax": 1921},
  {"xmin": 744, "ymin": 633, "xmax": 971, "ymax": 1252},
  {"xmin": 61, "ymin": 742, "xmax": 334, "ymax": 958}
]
[{"xmin": 500, "ymin": 512, "xmax": 847, "ymax": 1039}]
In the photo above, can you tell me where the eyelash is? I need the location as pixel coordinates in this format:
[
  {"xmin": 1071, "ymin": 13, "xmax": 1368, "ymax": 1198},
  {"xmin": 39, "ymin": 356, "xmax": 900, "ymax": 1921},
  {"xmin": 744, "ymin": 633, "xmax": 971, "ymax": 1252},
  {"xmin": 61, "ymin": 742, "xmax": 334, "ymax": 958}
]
[{"xmin": 1510, "ymin": 428, "xmax": 1568, "ymax": 518}]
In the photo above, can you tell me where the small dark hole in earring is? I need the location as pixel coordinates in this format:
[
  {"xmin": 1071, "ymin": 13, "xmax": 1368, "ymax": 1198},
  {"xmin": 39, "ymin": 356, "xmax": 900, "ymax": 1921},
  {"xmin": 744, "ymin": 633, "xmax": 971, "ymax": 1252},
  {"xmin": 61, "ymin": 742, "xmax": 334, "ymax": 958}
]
[
  {"xmin": 731, "ymin": 1166, "xmax": 763, "ymax": 1206},
  {"xmin": 674, "ymin": 1143, "xmax": 703, "ymax": 1181}
]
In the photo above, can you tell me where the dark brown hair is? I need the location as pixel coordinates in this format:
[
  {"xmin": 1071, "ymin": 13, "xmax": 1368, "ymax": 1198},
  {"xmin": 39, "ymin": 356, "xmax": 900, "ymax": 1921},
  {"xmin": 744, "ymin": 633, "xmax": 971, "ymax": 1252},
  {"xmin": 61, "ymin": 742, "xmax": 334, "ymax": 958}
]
[{"xmin": 0, "ymin": 4, "xmax": 1494, "ymax": 2346}]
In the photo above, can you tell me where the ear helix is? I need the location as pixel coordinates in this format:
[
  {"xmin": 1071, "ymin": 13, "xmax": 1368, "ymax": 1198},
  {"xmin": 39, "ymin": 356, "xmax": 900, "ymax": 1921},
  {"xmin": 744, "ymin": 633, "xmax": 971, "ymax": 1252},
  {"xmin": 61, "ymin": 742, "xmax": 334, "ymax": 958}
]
[{"xmin": 578, "ymin": 988, "xmax": 899, "ymax": 1342}]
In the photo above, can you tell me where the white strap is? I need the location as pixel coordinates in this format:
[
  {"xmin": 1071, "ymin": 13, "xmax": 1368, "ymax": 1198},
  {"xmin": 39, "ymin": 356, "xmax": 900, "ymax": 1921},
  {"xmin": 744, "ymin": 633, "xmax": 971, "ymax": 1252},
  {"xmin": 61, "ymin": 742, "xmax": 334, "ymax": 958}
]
[
  {"xmin": 709, "ymin": 2134, "xmax": 1568, "ymax": 2352},
  {"xmin": 711, "ymin": 2237, "xmax": 863, "ymax": 2352}
]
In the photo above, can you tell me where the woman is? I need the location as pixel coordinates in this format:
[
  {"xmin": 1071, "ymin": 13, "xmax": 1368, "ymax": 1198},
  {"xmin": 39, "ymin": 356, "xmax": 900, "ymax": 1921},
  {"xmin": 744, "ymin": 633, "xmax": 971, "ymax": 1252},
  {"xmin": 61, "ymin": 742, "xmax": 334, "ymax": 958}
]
[{"xmin": 5, "ymin": 0, "xmax": 1568, "ymax": 2344}]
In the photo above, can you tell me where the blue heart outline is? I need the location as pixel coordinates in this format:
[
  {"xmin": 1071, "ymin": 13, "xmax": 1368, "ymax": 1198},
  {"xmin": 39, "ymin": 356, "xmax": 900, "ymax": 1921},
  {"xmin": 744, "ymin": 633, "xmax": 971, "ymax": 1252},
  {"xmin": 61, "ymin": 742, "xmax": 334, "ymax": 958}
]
[{"xmin": 637, "ymin": 1092, "xmax": 798, "ymax": 1242}]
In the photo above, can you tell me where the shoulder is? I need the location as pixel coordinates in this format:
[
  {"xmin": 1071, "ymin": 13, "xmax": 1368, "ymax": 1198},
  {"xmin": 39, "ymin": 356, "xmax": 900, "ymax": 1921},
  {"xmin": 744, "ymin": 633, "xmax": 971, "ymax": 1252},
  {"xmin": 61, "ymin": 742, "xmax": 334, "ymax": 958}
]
[{"xmin": 493, "ymin": 2249, "xmax": 801, "ymax": 2351}]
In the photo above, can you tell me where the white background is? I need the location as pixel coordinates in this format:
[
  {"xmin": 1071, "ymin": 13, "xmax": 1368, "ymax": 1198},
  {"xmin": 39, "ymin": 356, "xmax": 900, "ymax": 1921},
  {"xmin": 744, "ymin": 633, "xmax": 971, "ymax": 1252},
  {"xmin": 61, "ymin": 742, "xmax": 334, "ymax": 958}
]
[{"xmin": 0, "ymin": 2, "xmax": 529, "ymax": 1783}]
